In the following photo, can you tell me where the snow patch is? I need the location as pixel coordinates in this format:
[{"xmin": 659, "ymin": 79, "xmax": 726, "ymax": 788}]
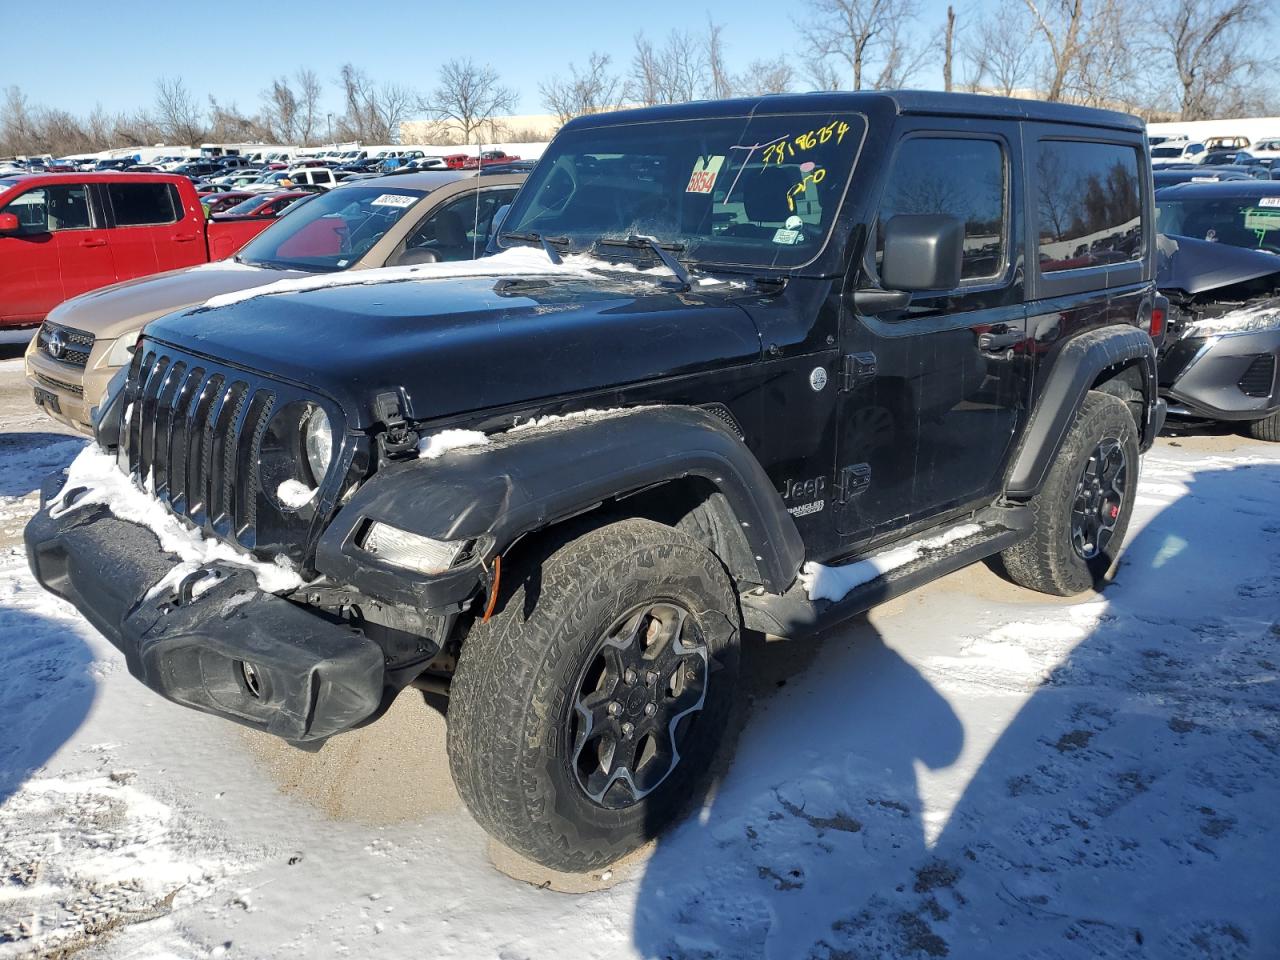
[
  {"xmin": 800, "ymin": 523, "xmax": 984, "ymax": 602},
  {"xmin": 276, "ymin": 478, "xmax": 316, "ymax": 510},
  {"xmin": 190, "ymin": 259, "xmax": 266, "ymax": 274},
  {"xmin": 417, "ymin": 429, "xmax": 489, "ymax": 460},
  {"xmin": 200, "ymin": 247, "xmax": 604, "ymax": 309},
  {"xmin": 47, "ymin": 445, "xmax": 306, "ymax": 595},
  {"xmin": 510, "ymin": 407, "xmax": 625, "ymax": 431}
]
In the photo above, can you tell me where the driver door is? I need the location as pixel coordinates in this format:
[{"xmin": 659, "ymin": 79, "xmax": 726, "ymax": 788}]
[{"xmin": 836, "ymin": 123, "xmax": 1033, "ymax": 547}]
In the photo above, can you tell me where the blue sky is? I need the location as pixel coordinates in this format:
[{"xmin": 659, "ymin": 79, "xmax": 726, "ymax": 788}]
[{"xmin": 7, "ymin": 0, "xmax": 960, "ymax": 120}]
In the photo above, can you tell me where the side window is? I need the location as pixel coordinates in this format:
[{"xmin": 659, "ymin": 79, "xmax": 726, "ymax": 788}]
[
  {"xmin": 107, "ymin": 182, "xmax": 182, "ymax": 227},
  {"xmin": 1034, "ymin": 140, "xmax": 1142, "ymax": 273},
  {"xmin": 875, "ymin": 137, "xmax": 1007, "ymax": 282},
  {"xmin": 6, "ymin": 184, "xmax": 93, "ymax": 233},
  {"xmin": 1187, "ymin": 144, "xmax": 1204, "ymax": 156},
  {"xmin": 405, "ymin": 190, "xmax": 518, "ymax": 261}
]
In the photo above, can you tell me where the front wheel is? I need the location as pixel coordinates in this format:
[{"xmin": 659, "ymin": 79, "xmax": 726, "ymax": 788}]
[
  {"xmin": 446, "ymin": 518, "xmax": 741, "ymax": 872},
  {"xmin": 1001, "ymin": 391, "xmax": 1140, "ymax": 596}
]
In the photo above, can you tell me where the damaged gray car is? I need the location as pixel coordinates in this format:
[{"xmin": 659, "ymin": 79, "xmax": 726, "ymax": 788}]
[{"xmin": 1156, "ymin": 181, "xmax": 1280, "ymax": 440}]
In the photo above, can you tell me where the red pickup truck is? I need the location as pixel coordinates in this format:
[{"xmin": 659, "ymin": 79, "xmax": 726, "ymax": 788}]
[
  {"xmin": 0, "ymin": 172, "xmax": 283, "ymax": 329},
  {"xmin": 444, "ymin": 150, "xmax": 522, "ymax": 170}
]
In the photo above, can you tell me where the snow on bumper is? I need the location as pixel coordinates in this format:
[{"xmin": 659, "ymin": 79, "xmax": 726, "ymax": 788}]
[{"xmin": 25, "ymin": 499, "xmax": 385, "ymax": 742}]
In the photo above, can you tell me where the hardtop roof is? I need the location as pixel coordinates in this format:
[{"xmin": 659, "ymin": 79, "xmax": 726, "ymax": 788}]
[{"xmin": 563, "ymin": 90, "xmax": 1144, "ymax": 134}]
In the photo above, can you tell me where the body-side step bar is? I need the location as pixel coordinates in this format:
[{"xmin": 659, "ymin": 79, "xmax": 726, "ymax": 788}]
[{"xmin": 741, "ymin": 505, "xmax": 1031, "ymax": 639}]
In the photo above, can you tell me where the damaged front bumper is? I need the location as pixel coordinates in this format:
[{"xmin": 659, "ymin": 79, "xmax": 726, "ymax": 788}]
[
  {"xmin": 1160, "ymin": 329, "xmax": 1280, "ymax": 421},
  {"xmin": 25, "ymin": 492, "xmax": 390, "ymax": 743}
]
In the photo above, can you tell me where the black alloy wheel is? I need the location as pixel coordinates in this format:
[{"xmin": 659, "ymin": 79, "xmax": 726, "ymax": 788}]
[
  {"xmin": 1070, "ymin": 438, "xmax": 1128, "ymax": 560},
  {"xmin": 569, "ymin": 601, "xmax": 708, "ymax": 809}
]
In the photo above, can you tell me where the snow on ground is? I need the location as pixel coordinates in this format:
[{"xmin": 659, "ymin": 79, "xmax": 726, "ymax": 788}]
[{"xmin": 0, "ymin": 371, "xmax": 1277, "ymax": 958}]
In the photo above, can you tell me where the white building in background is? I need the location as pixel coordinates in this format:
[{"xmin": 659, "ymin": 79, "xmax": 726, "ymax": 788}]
[{"xmin": 1147, "ymin": 117, "xmax": 1280, "ymax": 145}]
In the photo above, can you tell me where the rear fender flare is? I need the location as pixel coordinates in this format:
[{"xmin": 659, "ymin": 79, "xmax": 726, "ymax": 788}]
[
  {"xmin": 315, "ymin": 406, "xmax": 806, "ymax": 608},
  {"xmin": 1005, "ymin": 325, "xmax": 1158, "ymax": 499}
]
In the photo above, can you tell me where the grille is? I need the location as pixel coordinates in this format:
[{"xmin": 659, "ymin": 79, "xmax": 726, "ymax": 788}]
[
  {"xmin": 34, "ymin": 371, "xmax": 84, "ymax": 397},
  {"xmin": 119, "ymin": 344, "xmax": 284, "ymax": 551},
  {"xmin": 37, "ymin": 321, "xmax": 95, "ymax": 368},
  {"xmin": 1238, "ymin": 354, "xmax": 1276, "ymax": 398}
]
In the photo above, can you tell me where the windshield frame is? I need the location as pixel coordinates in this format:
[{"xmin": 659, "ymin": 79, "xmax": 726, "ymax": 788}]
[{"xmin": 495, "ymin": 110, "xmax": 869, "ymax": 273}]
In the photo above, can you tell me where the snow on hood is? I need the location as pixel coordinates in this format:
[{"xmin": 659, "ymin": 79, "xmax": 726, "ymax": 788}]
[
  {"xmin": 49, "ymin": 445, "xmax": 306, "ymax": 596},
  {"xmin": 199, "ymin": 247, "xmax": 737, "ymax": 310}
]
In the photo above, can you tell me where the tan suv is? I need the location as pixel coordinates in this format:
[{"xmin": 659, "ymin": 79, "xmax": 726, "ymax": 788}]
[{"xmin": 26, "ymin": 171, "xmax": 525, "ymax": 433}]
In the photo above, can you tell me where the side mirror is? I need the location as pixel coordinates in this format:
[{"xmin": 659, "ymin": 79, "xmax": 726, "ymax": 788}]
[
  {"xmin": 852, "ymin": 214, "xmax": 965, "ymax": 315},
  {"xmin": 485, "ymin": 204, "xmax": 512, "ymax": 255},
  {"xmin": 0, "ymin": 211, "xmax": 19, "ymax": 234},
  {"xmin": 880, "ymin": 214, "xmax": 965, "ymax": 292}
]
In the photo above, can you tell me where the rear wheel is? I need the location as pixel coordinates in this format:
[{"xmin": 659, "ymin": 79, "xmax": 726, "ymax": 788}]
[
  {"xmin": 1245, "ymin": 411, "xmax": 1280, "ymax": 442},
  {"xmin": 447, "ymin": 518, "xmax": 741, "ymax": 872},
  {"xmin": 1002, "ymin": 392, "xmax": 1139, "ymax": 596}
]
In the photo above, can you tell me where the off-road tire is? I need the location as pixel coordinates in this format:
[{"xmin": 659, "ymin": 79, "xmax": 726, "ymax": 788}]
[
  {"xmin": 1245, "ymin": 411, "xmax": 1280, "ymax": 442},
  {"xmin": 447, "ymin": 518, "xmax": 742, "ymax": 873},
  {"xmin": 1001, "ymin": 391, "xmax": 1139, "ymax": 596}
]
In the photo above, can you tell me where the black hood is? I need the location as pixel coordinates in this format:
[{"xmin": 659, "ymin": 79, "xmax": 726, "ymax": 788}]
[
  {"xmin": 143, "ymin": 271, "xmax": 763, "ymax": 430},
  {"xmin": 1157, "ymin": 233, "xmax": 1280, "ymax": 295}
]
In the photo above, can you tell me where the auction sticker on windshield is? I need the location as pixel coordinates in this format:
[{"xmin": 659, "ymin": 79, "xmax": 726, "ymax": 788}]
[
  {"xmin": 687, "ymin": 156, "xmax": 724, "ymax": 194},
  {"xmin": 371, "ymin": 194, "xmax": 417, "ymax": 208}
]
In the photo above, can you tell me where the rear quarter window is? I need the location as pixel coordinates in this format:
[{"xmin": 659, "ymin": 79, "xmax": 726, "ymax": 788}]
[
  {"xmin": 107, "ymin": 182, "xmax": 183, "ymax": 226},
  {"xmin": 1035, "ymin": 140, "xmax": 1142, "ymax": 273}
]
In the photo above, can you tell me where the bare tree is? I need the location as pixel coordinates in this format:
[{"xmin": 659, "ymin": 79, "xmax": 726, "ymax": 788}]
[
  {"xmin": 154, "ymin": 76, "xmax": 204, "ymax": 145},
  {"xmin": 261, "ymin": 77, "xmax": 300, "ymax": 142},
  {"xmin": 1022, "ymin": 0, "xmax": 1087, "ymax": 102},
  {"xmin": 734, "ymin": 58, "xmax": 796, "ymax": 96},
  {"xmin": 962, "ymin": 1, "xmax": 1037, "ymax": 95},
  {"xmin": 1152, "ymin": 0, "xmax": 1269, "ymax": 120},
  {"xmin": 625, "ymin": 31, "xmax": 705, "ymax": 105},
  {"xmin": 704, "ymin": 18, "xmax": 733, "ymax": 99},
  {"xmin": 873, "ymin": 11, "xmax": 932, "ymax": 88},
  {"xmin": 0, "ymin": 86, "xmax": 38, "ymax": 154},
  {"xmin": 296, "ymin": 68, "xmax": 322, "ymax": 144},
  {"xmin": 943, "ymin": 5, "xmax": 956, "ymax": 92},
  {"xmin": 540, "ymin": 52, "xmax": 623, "ymax": 125},
  {"xmin": 799, "ymin": 0, "xmax": 924, "ymax": 91},
  {"xmin": 426, "ymin": 58, "xmax": 517, "ymax": 144},
  {"xmin": 1067, "ymin": 0, "xmax": 1143, "ymax": 110}
]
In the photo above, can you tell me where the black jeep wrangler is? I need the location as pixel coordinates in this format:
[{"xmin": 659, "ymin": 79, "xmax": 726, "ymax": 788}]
[{"xmin": 26, "ymin": 92, "xmax": 1166, "ymax": 872}]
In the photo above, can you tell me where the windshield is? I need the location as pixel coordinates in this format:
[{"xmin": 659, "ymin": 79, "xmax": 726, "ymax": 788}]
[
  {"xmin": 235, "ymin": 185, "xmax": 426, "ymax": 272},
  {"xmin": 1157, "ymin": 196, "xmax": 1280, "ymax": 254},
  {"xmin": 498, "ymin": 112, "xmax": 866, "ymax": 269}
]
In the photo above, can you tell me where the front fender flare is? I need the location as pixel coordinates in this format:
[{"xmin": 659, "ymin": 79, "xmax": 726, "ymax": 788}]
[
  {"xmin": 315, "ymin": 406, "xmax": 806, "ymax": 609},
  {"xmin": 1005, "ymin": 325, "xmax": 1158, "ymax": 499}
]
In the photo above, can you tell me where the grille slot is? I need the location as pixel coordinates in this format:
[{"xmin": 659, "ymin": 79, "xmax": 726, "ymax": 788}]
[
  {"xmin": 1238, "ymin": 354, "xmax": 1275, "ymax": 398},
  {"xmin": 119, "ymin": 345, "xmax": 286, "ymax": 551},
  {"xmin": 34, "ymin": 371, "xmax": 84, "ymax": 397},
  {"xmin": 37, "ymin": 321, "xmax": 96, "ymax": 368}
]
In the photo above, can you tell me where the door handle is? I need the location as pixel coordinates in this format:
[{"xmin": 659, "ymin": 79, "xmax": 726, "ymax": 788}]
[
  {"xmin": 79, "ymin": 238, "xmax": 107, "ymax": 248},
  {"xmin": 978, "ymin": 330, "xmax": 1022, "ymax": 351},
  {"xmin": 172, "ymin": 234, "xmax": 197, "ymax": 242}
]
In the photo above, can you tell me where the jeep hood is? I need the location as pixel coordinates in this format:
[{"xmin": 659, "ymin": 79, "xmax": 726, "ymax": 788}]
[
  {"xmin": 143, "ymin": 267, "xmax": 762, "ymax": 430},
  {"xmin": 46, "ymin": 261, "xmax": 307, "ymax": 341},
  {"xmin": 1156, "ymin": 233, "xmax": 1280, "ymax": 296}
]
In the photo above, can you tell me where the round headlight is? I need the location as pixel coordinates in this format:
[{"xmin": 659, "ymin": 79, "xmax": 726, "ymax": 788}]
[{"xmin": 303, "ymin": 406, "xmax": 334, "ymax": 484}]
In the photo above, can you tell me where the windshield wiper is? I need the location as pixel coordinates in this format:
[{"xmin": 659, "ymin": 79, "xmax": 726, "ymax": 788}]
[
  {"xmin": 596, "ymin": 235, "xmax": 691, "ymax": 289},
  {"xmin": 500, "ymin": 230, "xmax": 567, "ymax": 266}
]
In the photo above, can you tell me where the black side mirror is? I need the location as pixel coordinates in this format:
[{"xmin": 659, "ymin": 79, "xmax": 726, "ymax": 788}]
[{"xmin": 881, "ymin": 214, "xmax": 965, "ymax": 291}]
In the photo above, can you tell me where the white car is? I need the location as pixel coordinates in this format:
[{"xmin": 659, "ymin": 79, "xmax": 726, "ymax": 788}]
[
  {"xmin": 239, "ymin": 167, "xmax": 339, "ymax": 193},
  {"xmin": 1150, "ymin": 141, "xmax": 1207, "ymax": 166},
  {"xmin": 1241, "ymin": 138, "xmax": 1280, "ymax": 163}
]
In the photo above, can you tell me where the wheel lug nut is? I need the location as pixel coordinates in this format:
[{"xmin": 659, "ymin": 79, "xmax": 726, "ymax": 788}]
[
  {"xmin": 607, "ymin": 701, "xmax": 622, "ymax": 716},
  {"xmin": 645, "ymin": 671, "xmax": 658, "ymax": 686},
  {"xmin": 621, "ymin": 721, "xmax": 635, "ymax": 738},
  {"xmin": 624, "ymin": 668, "xmax": 637, "ymax": 685},
  {"xmin": 644, "ymin": 703, "xmax": 656, "ymax": 717}
]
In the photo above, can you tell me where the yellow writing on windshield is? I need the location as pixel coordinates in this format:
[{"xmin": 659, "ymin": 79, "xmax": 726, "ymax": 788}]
[{"xmin": 762, "ymin": 121, "xmax": 852, "ymax": 167}]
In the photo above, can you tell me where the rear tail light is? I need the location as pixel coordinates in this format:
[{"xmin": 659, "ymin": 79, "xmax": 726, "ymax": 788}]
[{"xmin": 1146, "ymin": 296, "xmax": 1169, "ymax": 345}]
